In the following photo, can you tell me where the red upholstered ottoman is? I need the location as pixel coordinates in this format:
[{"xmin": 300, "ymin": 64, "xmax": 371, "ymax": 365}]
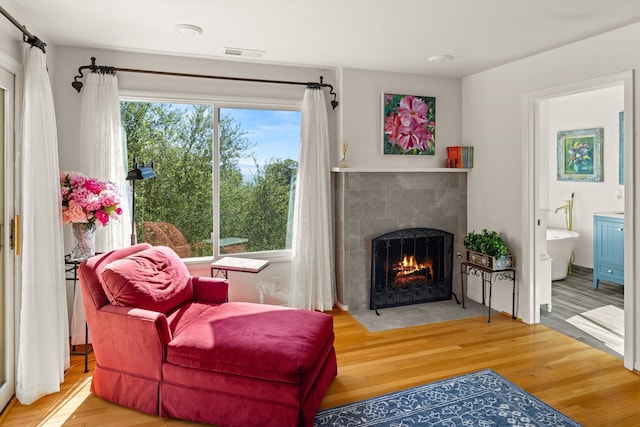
[{"xmin": 162, "ymin": 302, "xmax": 336, "ymax": 427}]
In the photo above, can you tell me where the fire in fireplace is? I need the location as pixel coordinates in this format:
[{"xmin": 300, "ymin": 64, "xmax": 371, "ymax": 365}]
[
  {"xmin": 370, "ymin": 228, "xmax": 453, "ymax": 312},
  {"xmin": 393, "ymin": 255, "xmax": 433, "ymax": 286}
]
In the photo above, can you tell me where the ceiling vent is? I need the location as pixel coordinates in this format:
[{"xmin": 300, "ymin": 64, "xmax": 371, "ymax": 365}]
[{"xmin": 224, "ymin": 47, "xmax": 264, "ymax": 58}]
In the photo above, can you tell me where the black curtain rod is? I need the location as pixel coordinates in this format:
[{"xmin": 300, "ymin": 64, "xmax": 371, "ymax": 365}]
[
  {"xmin": 72, "ymin": 56, "xmax": 339, "ymax": 109},
  {"xmin": 0, "ymin": 6, "xmax": 46, "ymax": 53}
]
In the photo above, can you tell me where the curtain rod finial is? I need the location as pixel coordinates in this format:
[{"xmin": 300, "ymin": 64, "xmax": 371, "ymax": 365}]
[{"xmin": 71, "ymin": 80, "xmax": 83, "ymax": 93}]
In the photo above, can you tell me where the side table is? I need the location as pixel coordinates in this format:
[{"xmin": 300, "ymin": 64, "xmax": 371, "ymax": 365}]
[
  {"xmin": 210, "ymin": 257, "xmax": 270, "ymax": 279},
  {"xmin": 65, "ymin": 255, "xmax": 92, "ymax": 373},
  {"xmin": 460, "ymin": 262, "xmax": 516, "ymax": 323}
]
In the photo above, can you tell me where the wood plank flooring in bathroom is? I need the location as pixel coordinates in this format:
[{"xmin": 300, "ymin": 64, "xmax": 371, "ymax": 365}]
[{"xmin": 540, "ymin": 264, "xmax": 624, "ymax": 358}]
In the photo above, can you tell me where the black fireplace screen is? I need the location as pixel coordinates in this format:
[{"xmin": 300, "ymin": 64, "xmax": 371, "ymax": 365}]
[{"xmin": 370, "ymin": 228, "xmax": 453, "ymax": 311}]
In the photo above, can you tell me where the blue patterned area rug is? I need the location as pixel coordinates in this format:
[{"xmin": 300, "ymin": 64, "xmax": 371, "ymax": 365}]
[{"xmin": 314, "ymin": 369, "xmax": 581, "ymax": 427}]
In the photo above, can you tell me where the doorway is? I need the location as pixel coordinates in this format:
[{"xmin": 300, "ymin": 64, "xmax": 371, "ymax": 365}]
[
  {"xmin": 524, "ymin": 71, "xmax": 635, "ymax": 370},
  {"xmin": 538, "ymin": 87, "xmax": 624, "ymax": 358}
]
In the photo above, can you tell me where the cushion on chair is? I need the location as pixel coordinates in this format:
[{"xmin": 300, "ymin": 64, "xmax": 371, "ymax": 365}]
[
  {"xmin": 166, "ymin": 302, "xmax": 334, "ymax": 384},
  {"xmin": 100, "ymin": 246, "xmax": 193, "ymax": 313}
]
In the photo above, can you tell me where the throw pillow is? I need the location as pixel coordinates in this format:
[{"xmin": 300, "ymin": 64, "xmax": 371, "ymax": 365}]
[{"xmin": 100, "ymin": 246, "xmax": 193, "ymax": 313}]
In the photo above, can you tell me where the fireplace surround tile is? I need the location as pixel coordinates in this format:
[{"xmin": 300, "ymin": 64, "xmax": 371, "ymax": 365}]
[{"xmin": 334, "ymin": 171, "xmax": 467, "ymax": 312}]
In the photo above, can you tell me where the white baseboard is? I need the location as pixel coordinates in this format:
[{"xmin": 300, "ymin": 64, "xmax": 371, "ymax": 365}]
[{"xmin": 335, "ymin": 301, "xmax": 349, "ymax": 311}]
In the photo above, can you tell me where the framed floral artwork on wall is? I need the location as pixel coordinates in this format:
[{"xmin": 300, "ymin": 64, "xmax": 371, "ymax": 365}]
[
  {"xmin": 557, "ymin": 127, "xmax": 603, "ymax": 182},
  {"xmin": 382, "ymin": 93, "xmax": 435, "ymax": 155}
]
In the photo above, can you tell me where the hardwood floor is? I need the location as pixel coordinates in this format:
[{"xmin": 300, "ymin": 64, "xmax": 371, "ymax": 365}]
[{"xmin": 2, "ymin": 310, "xmax": 640, "ymax": 426}]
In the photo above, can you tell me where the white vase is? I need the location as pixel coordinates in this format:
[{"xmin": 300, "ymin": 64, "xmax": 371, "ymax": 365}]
[{"xmin": 70, "ymin": 222, "xmax": 96, "ymax": 261}]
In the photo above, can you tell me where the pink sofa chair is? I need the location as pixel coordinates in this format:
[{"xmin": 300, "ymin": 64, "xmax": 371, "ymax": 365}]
[{"xmin": 78, "ymin": 243, "xmax": 337, "ymax": 427}]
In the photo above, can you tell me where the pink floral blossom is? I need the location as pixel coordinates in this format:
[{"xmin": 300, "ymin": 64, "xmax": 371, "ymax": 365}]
[
  {"xmin": 63, "ymin": 200, "xmax": 89, "ymax": 223},
  {"xmin": 384, "ymin": 113, "xmax": 402, "ymax": 145},
  {"xmin": 60, "ymin": 171, "xmax": 122, "ymax": 227},
  {"xmin": 398, "ymin": 95, "xmax": 427, "ymax": 127}
]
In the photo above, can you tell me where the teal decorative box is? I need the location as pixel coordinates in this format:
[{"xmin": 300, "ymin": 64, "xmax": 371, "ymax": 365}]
[{"xmin": 466, "ymin": 250, "xmax": 514, "ymax": 271}]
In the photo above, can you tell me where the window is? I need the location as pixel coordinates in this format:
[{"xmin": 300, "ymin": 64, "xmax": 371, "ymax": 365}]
[{"xmin": 120, "ymin": 99, "xmax": 301, "ymax": 259}]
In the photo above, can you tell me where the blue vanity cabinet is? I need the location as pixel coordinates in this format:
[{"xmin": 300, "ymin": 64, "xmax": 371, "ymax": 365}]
[{"xmin": 593, "ymin": 214, "xmax": 624, "ymax": 288}]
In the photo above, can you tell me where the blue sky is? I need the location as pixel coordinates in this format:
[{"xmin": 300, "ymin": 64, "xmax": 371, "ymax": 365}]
[
  {"xmin": 222, "ymin": 108, "xmax": 301, "ymax": 161},
  {"xmin": 166, "ymin": 102, "xmax": 301, "ymax": 181},
  {"xmin": 221, "ymin": 108, "xmax": 301, "ymax": 175}
]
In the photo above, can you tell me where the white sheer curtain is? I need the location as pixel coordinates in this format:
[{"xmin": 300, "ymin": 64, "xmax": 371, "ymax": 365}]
[
  {"xmin": 289, "ymin": 88, "xmax": 335, "ymax": 311},
  {"xmin": 78, "ymin": 72, "xmax": 131, "ymax": 251},
  {"xmin": 17, "ymin": 47, "xmax": 69, "ymax": 404},
  {"xmin": 71, "ymin": 72, "xmax": 131, "ymax": 344}
]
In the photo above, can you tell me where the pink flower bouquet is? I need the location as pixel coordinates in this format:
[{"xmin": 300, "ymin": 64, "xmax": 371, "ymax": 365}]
[{"xmin": 60, "ymin": 171, "xmax": 123, "ymax": 226}]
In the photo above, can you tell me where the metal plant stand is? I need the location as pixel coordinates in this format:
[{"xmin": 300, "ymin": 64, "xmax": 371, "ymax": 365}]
[{"xmin": 460, "ymin": 262, "xmax": 516, "ymax": 323}]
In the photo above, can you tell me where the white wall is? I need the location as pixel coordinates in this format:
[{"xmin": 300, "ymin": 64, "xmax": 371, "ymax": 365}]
[
  {"xmin": 463, "ymin": 22, "xmax": 640, "ymax": 367},
  {"xmin": 544, "ymin": 86, "xmax": 624, "ymax": 268},
  {"xmin": 0, "ymin": 18, "xmax": 23, "ymax": 63},
  {"xmin": 339, "ymin": 68, "xmax": 462, "ymax": 168}
]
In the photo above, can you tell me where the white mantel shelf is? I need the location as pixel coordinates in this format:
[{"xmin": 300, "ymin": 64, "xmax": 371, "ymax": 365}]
[{"xmin": 331, "ymin": 167, "xmax": 470, "ymax": 173}]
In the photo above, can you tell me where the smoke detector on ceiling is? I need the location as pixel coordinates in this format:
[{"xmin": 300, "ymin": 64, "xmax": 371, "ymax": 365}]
[{"xmin": 224, "ymin": 47, "xmax": 265, "ymax": 58}]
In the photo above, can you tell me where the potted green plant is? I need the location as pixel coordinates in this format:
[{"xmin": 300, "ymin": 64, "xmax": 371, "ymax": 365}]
[{"xmin": 463, "ymin": 229, "xmax": 514, "ymax": 270}]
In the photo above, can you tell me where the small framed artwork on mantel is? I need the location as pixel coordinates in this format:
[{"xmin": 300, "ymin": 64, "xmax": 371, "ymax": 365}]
[
  {"xmin": 382, "ymin": 93, "xmax": 435, "ymax": 155},
  {"xmin": 557, "ymin": 127, "xmax": 603, "ymax": 182}
]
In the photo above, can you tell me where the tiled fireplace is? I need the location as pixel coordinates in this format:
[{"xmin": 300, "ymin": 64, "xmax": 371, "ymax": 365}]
[{"xmin": 333, "ymin": 170, "xmax": 467, "ymax": 312}]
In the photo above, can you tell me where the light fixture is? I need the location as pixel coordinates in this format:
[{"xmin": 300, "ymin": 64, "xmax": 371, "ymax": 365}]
[
  {"xmin": 428, "ymin": 54, "xmax": 454, "ymax": 63},
  {"xmin": 126, "ymin": 158, "xmax": 156, "ymax": 245},
  {"xmin": 174, "ymin": 24, "xmax": 203, "ymax": 37}
]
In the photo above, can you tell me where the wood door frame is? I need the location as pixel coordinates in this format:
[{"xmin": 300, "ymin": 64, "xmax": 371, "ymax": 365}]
[
  {"xmin": 522, "ymin": 70, "xmax": 636, "ymax": 371},
  {"xmin": 0, "ymin": 51, "xmax": 19, "ymax": 409}
]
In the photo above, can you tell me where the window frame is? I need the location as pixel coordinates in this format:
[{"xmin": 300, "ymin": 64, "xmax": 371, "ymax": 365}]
[{"xmin": 120, "ymin": 91, "xmax": 302, "ymax": 264}]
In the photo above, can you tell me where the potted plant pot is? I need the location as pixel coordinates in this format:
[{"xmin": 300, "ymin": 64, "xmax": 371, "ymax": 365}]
[
  {"xmin": 465, "ymin": 250, "xmax": 514, "ymax": 271},
  {"xmin": 463, "ymin": 229, "xmax": 514, "ymax": 271}
]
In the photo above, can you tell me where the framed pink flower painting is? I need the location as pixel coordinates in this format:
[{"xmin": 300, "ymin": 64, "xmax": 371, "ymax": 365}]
[{"xmin": 382, "ymin": 93, "xmax": 436, "ymax": 155}]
